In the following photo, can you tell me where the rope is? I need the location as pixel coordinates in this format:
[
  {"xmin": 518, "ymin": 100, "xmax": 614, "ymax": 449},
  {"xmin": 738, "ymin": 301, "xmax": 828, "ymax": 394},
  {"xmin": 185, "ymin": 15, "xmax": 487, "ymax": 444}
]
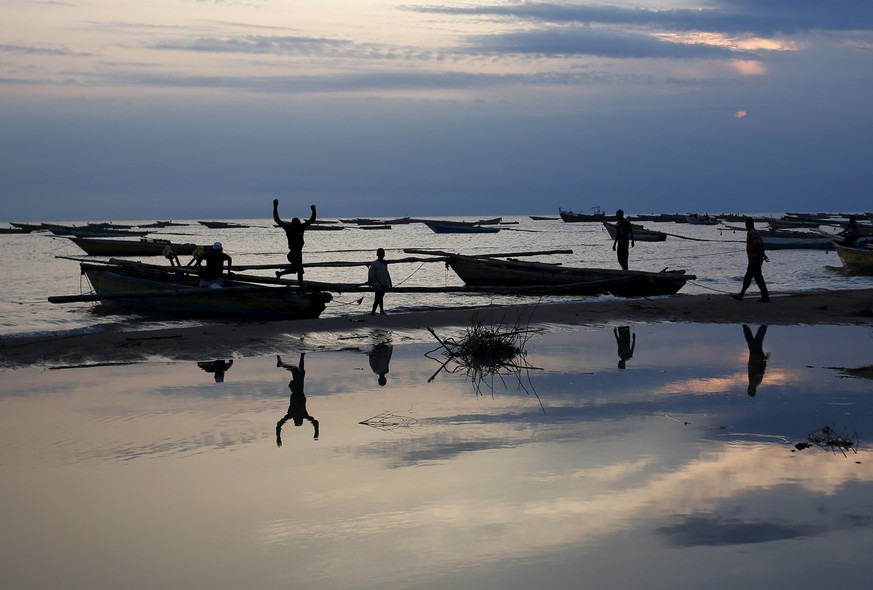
[{"xmin": 394, "ymin": 261, "xmax": 427, "ymax": 287}]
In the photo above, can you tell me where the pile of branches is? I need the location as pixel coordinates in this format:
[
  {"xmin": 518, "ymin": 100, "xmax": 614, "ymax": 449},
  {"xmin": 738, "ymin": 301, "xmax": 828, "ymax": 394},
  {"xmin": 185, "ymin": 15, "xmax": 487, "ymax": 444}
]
[
  {"xmin": 425, "ymin": 309, "xmax": 543, "ymax": 399},
  {"xmin": 795, "ymin": 424, "xmax": 859, "ymax": 456}
]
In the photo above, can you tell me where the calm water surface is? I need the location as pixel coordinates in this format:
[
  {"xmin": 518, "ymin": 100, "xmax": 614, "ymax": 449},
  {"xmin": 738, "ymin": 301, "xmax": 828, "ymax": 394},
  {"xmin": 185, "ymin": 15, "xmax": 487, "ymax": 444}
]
[{"xmin": 2, "ymin": 323, "xmax": 872, "ymax": 589}]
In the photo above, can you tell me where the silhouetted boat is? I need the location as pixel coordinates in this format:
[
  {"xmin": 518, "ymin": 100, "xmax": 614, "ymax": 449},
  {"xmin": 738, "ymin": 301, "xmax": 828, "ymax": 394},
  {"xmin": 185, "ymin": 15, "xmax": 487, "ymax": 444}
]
[
  {"xmin": 602, "ymin": 222, "xmax": 667, "ymax": 242},
  {"xmin": 68, "ymin": 237, "xmax": 205, "ymax": 257},
  {"xmin": 51, "ymin": 260, "xmax": 332, "ymax": 320},
  {"xmin": 442, "ymin": 253, "xmax": 693, "ymax": 297}
]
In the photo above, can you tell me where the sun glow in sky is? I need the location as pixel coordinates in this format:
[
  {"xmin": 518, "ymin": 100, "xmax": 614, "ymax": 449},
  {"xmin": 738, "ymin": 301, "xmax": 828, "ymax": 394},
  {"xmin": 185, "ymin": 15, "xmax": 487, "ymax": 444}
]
[{"xmin": 2, "ymin": 1, "xmax": 872, "ymax": 219}]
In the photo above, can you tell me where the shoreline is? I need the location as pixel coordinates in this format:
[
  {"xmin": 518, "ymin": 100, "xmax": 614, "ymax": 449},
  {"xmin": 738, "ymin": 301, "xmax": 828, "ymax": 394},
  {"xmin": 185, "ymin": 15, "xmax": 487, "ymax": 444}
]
[{"xmin": 2, "ymin": 288, "xmax": 872, "ymax": 369}]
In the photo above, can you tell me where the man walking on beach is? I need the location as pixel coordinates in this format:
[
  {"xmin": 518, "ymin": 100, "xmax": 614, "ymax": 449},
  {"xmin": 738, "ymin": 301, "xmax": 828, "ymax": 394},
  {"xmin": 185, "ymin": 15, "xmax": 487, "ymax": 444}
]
[
  {"xmin": 612, "ymin": 209, "xmax": 635, "ymax": 270},
  {"xmin": 273, "ymin": 199, "xmax": 316, "ymax": 290},
  {"xmin": 732, "ymin": 218, "xmax": 769, "ymax": 302},
  {"xmin": 367, "ymin": 247, "xmax": 392, "ymax": 315}
]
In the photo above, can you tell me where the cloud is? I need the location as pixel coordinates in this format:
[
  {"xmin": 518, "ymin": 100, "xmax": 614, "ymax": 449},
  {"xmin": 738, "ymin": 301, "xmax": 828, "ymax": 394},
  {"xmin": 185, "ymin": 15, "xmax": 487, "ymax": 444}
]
[
  {"xmin": 409, "ymin": 1, "xmax": 873, "ymax": 36},
  {"xmin": 0, "ymin": 43, "xmax": 84, "ymax": 56}
]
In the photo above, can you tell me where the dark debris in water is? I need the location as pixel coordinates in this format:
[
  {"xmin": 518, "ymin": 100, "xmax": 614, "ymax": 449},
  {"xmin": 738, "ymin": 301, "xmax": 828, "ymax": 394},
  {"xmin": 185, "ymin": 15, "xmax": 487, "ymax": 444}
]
[{"xmin": 794, "ymin": 425, "xmax": 859, "ymax": 456}]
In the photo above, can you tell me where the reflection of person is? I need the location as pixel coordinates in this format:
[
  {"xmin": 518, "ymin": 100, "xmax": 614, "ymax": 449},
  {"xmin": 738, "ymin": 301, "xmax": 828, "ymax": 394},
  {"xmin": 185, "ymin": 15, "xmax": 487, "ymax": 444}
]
[
  {"xmin": 367, "ymin": 248, "xmax": 392, "ymax": 315},
  {"xmin": 369, "ymin": 343, "xmax": 393, "ymax": 386},
  {"xmin": 612, "ymin": 209, "xmax": 635, "ymax": 270},
  {"xmin": 197, "ymin": 359, "xmax": 234, "ymax": 383},
  {"xmin": 743, "ymin": 324, "xmax": 769, "ymax": 397},
  {"xmin": 197, "ymin": 242, "xmax": 233, "ymax": 287},
  {"xmin": 614, "ymin": 326, "xmax": 636, "ymax": 370},
  {"xmin": 273, "ymin": 199, "xmax": 316, "ymax": 290},
  {"xmin": 276, "ymin": 353, "xmax": 319, "ymax": 444},
  {"xmin": 731, "ymin": 218, "xmax": 769, "ymax": 302}
]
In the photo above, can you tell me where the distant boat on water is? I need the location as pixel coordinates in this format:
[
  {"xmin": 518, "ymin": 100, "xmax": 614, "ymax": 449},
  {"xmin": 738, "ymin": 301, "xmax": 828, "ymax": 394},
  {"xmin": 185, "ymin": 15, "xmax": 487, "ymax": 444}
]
[
  {"xmin": 67, "ymin": 236, "xmax": 205, "ymax": 257},
  {"xmin": 602, "ymin": 221, "xmax": 667, "ymax": 242},
  {"xmin": 198, "ymin": 221, "xmax": 251, "ymax": 229}
]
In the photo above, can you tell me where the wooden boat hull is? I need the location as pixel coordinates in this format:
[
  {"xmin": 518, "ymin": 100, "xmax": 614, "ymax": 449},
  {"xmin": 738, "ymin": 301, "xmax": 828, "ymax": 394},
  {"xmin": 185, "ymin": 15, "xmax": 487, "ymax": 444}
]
[
  {"xmin": 426, "ymin": 223, "xmax": 500, "ymax": 234},
  {"xmin": 760, "ymin": 232, "xmax": 833, "ymax": 250},
  {"xmin": 80, "ymin": 264, "xmax": 331, "ymax": 320},
  {"xmin": 833, "ymin": 243, "xmax": 873, "ymax": 274},
  {"xmin": 602, "ymin": 222, "xmax": 667, "ymax": 242},
  {"xmin": 70, "ymin": 237, "xmax": 205, "ymax": 256},
  {"xmin": 445, "ymin": 255, "xmax": 693, "ymax": 297}
]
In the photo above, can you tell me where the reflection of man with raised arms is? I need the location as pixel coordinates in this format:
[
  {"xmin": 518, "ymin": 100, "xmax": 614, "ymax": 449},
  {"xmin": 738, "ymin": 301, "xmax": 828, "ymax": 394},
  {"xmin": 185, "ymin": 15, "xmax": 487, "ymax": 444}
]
[
  {"xmin": 276, "ymin": 353, "xmax": 319, "ymax": 444},
  {"xmin": 743, "ymin": 324, "xmax": 769, "ymax": 397}
]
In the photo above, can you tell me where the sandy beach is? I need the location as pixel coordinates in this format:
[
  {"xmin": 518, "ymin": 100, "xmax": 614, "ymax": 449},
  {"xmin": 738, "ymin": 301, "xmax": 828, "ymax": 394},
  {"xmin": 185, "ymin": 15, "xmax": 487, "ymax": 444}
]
[{"xmin": 2, "ymin": 288, "xmax": 872, "ymax": 369}]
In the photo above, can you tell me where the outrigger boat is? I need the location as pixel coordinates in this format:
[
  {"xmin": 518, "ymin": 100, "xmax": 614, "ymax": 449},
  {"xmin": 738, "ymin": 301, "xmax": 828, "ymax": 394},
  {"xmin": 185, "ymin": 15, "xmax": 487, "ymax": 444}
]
[
  {"xmin": 67, "ymin": 236, "xmax": 206, "ymax": 257},
  {"xmin": 602, "ymin": 221, "xmax": 667, "ymax": 242},
  {"xmin": 50, "ymin": 259, "xmax": 332, "ymax": 320},
  {"xmin": 407, "ymin": 249, "xmax": 694, "ymax": 297}
]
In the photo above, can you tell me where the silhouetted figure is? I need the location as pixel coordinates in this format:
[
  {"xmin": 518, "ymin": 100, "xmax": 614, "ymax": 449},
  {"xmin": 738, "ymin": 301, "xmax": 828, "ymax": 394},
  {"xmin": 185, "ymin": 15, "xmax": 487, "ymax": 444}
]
[
  {"xmin": 743, "ymin": 324, "xmax": 769, "ymax": 397},
  {"xmin": 276, "ymin": 353, "xmax": 319, "ymax": 444},
  {"xmin": 273, "ymin": 199, "xmax": 316, "ymax": 290},
  {"xmin": 197, "ymin": 359, "xmax": 234, "ymax": 383},
  {"xmin": 197, "ymin": 241, "xmax": 232, "ymax": 287},
  {"xmin": 612, "ymin": 209, "xmax": 635, "ymax": 270},
  {"xmin": 840, "ymin": 215, "xmax": 860, "ymax": 247},
  {"xmin": 367, "ymin": 248, "xmax": 392, "ymax": 315},
  {"xmin": 614, "ymin": 326, "xmax": 636, "ymax": 370},
  {"xmin": 731, "ymin": 218, "xmax": 769, "ymax": 302},
  {"xmin": 369, "ymin": 343, "xmax": 393, "ymax": 386}
]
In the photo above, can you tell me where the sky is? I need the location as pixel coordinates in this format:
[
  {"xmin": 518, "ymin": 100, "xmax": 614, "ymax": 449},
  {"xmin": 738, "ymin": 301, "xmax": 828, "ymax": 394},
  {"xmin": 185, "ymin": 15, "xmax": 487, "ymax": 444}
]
[{"xmin": 2, "ymin": 0, "xmax": 872, "ymax": 221}]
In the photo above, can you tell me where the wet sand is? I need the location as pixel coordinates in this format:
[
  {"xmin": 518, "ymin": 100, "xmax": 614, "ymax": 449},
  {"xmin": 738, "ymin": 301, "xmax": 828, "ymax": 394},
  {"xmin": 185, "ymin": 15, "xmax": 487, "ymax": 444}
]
[{"xmin": 2, "ymin": 289, "xmax": 872, "ymax": 369}]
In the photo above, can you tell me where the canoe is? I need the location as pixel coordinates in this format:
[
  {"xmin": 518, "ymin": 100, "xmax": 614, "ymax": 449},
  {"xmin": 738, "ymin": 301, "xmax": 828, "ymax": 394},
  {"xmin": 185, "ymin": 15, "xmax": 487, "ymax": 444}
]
[
  {"xmin": 56, "ymin": 261, "xmax": 332, "ymax": 320},
  {"xmin": 424, "ymin": 221, "xmax": 500, "ymax": 234},
  {"xmin": 602, "ymin": 222, "xmax": 667, "ymax": 242},
  {"xmin": 443, "ymin": 253, "xmax": 694, "ymax": 297},
  {"xmin": 68, "ymin": 236, "xmax": 206, "ymax": 257},
  {"xmin": 759, "ymin": 230, "xmax": 834, "ymax": 250},
  {"xmin": 42, "ymin": 223, "xmax": 149, "ymax": 238},
  {"xmin": 197, "ymin": 220, "xmax": 250, "ymax": 229},
  {"xmin": 559, "ymin": 208, "xmax": 614, "ymax": 222},
  {"xmin": 833, "ymin": 242, "xmax": 873, "ymax": 275}
]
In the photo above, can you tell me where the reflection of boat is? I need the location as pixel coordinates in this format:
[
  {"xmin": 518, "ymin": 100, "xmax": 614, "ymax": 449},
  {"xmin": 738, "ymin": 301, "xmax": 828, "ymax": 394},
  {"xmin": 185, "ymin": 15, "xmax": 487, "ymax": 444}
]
[
  {"xmin": 51, "ymin": 260, "xmax": 332, "ymax": 320},
  {"xmin": 68, "ymin": 236, "xmax": 205, "ymax": 256},
  {"xmin": 602, "ymin": 222, "xmax": 667, "ymax": 242},
  {"xmin": 443, "ymin": 253, "xmax": 693, "ymax": 296},
  {"xmin": 833, "ymin": 242, "xmax": 873, "ymax": 274}
]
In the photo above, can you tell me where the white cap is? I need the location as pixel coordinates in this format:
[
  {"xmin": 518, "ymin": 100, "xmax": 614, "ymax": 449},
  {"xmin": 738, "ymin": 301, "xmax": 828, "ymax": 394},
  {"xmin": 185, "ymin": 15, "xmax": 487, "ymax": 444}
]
[{"xmin": 213, "ymin": 241, "xmax": 223, "ymax": 250}]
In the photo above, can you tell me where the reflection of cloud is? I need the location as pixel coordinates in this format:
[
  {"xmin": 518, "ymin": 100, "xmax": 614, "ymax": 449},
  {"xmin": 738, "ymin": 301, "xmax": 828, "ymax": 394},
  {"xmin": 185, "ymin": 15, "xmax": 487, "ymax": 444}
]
[
  {"xmin": 656, "ymin": 514, "xmax": 821, "ymax": 546},
  {"xmin": 257, "ymin": 443, "xmax": 873, "ymax": 566}
]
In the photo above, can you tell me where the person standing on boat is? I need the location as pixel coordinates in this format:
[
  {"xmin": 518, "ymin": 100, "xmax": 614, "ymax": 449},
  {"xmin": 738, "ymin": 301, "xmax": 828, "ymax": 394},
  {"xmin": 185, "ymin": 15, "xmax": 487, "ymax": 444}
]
[
  {"xmin": 273, "ymin": 199, "xmax": 316, "ymax": 290},
  {"xmin": 612, "ymin": 209, "xmax": 635, "ymax": 270},
  {"xmin": 731, "ymin": 218, "xmax": 770, "ymax": 302},
  {"xmin": 196, "ymin": 241, "xmax": 233, "ymax": 288},
  {"xmin": 840, "ymin": 215, "xmax": 860, "ymax": 247},
  {"xmin": 367, "ymin": 247, "xmax": 392, "ymax": 315},
  {"xmin": 276, "ymin": 353, "xmax": 319, "ymax": 443}
]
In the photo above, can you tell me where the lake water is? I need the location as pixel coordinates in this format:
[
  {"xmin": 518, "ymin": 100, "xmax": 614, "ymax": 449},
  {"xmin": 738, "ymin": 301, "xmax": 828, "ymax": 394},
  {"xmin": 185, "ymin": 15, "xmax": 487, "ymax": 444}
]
[
  {"xmin": 2, "ymin": 323, "xmax": 872, "ymax": 589},
  {"xmin": 0, "ymin": 214, "xmax": 869, "ymax": 339}
]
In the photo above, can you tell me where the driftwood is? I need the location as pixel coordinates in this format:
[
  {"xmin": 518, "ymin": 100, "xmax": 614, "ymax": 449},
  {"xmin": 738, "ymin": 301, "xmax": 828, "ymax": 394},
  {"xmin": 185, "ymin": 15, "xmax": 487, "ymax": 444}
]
[{"xmin": 425, "ymin": 307, "xmax": 544, "ymax": 406}]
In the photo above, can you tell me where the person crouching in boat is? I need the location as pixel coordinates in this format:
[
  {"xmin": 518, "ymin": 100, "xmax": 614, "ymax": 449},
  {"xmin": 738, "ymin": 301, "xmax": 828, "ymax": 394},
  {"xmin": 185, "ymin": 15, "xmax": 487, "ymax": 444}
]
[{"xmin": 197, "ymin": 241, "xmax": 233, "ymax": 288}]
